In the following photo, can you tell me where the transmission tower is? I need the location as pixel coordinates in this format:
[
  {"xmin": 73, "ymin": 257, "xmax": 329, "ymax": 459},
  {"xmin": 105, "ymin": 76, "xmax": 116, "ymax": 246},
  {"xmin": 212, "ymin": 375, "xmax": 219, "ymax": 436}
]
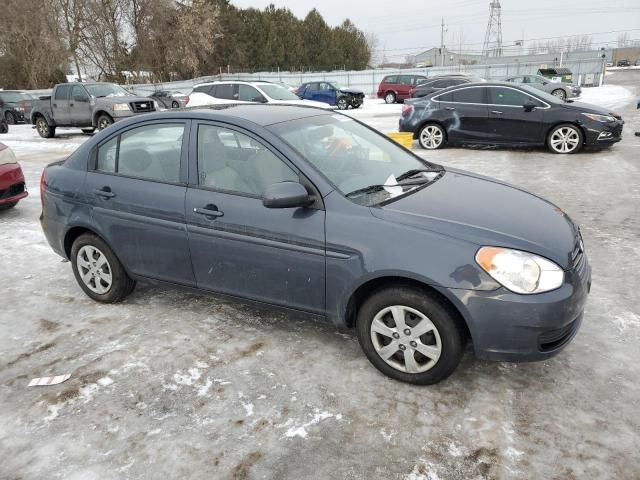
[{"xmin": 482, "ymin": 1, "xmax": 503, "ymax": 57}]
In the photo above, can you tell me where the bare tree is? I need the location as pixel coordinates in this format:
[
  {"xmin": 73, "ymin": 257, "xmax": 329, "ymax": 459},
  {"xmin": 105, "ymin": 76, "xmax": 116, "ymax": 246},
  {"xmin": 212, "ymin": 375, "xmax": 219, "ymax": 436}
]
[
  {"xmin": 617, "ymin": 32, "xmax": 630, "ymax": 48},
  {"xmin": 53, "ymin": 0, "xmax": 88, "ymax": 81}
]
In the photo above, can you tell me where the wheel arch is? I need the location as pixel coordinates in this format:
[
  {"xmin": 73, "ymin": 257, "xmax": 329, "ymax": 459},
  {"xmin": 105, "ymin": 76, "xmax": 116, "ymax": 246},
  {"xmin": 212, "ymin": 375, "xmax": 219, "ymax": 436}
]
[
  {"xmin": 544, "ymin": 121, "xmax": 586, "ymax": 146},
  {"xmin": 343, "ymin": 276, "xmax": 472, "ymax": 341}
]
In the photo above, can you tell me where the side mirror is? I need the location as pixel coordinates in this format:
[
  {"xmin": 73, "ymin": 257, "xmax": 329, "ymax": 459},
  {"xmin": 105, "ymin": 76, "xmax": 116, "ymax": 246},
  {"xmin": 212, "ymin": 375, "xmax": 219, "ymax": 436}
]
[
  {"xmin": 523, "ymin": 101, "xmax": 537, "ymax": 112},
  {"xmin": 74, "ymin": 96, "xmax": 88, "ymax": 102},
  {"xmin": 262, "ymin": 181, "xmax": 313, "ymax": 209}
]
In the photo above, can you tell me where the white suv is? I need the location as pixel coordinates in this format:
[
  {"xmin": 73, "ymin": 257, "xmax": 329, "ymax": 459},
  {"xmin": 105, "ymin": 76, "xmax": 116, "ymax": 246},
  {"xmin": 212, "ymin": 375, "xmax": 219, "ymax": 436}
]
[{"xmin": 190, "ymin": 81, "xmax": 333, "ymax": 109}]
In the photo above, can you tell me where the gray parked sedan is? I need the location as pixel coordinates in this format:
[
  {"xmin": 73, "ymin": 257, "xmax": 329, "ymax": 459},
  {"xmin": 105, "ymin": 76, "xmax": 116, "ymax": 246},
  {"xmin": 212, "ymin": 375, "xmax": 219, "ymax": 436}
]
[
  {"xmin": 148, "ymin": 90, "xmax": 189, "ymax": 109},
  {"xmin": 40, "ymin": 105, "xmax": 591, "ymax": 385},
  {"xmin": 504, "ymin": 74, "xmax": 581, "ymax": 100}
]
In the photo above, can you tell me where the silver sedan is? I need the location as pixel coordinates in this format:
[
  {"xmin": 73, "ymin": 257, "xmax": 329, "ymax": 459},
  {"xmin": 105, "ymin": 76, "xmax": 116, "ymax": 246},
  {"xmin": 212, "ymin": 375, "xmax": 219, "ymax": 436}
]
[{"xmin": 504, "ymin": 74, "xmax": 581, "ymax": 100}]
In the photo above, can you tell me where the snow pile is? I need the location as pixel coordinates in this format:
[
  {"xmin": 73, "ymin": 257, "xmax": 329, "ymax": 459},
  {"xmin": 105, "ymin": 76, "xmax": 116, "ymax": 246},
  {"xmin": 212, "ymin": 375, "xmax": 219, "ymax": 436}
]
[{"xmin": 579, "ymin": 84, "xmax": 635, "ymax": 110}]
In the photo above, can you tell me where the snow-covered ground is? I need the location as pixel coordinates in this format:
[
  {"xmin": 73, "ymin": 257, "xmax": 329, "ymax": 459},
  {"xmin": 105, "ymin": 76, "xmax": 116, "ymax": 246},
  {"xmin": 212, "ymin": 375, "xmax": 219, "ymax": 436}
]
[{"xmin": 1, "ymin": 71, "xmax": 640, "ymax": 480}]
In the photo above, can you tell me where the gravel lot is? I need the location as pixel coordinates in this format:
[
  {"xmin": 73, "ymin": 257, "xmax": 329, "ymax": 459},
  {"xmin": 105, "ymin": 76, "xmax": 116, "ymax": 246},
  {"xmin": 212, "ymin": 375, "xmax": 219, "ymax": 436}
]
[{"xmin": 1, "ymin": 71, "xmax": 639, "ymax": 480}]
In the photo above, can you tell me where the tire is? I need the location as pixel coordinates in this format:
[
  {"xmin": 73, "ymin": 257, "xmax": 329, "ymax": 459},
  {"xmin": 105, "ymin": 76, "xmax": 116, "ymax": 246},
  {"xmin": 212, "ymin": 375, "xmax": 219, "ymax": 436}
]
[
  {"xmin": 0, "ymin": 201, "xmax": 18, "ymax": 210},
  {"xmin": 97, "ymin": 114, "xmax": 113, "ymax": 131},
  {"xmin": 418, "ymin": 123, "xmax": 446, "ymax": 150},
  {"xmin": 5, "ymin": 112, "xmax": 16, "ymax": 125},
  {"xmin": 81, "ymin": 127, "xmax": 96, "ymax": 135},
  {"xmin": 547, "ymin": 123, "xmax": 583, "ymax": 154},
  {"xmin": 0, "ymin": 119, "xmax": 7, "ymax": 134},
  {"xmin": 35, "ymin": 116, "xmax": 55, "ymax": 138},
  {"xmin": 70, "ymin": 233, "xmax": 136, "ymax": 303},
  {"xmin": 356, "ymin": 286, "xmax": 464, "ymax": 385},
  {"xmin": 384, "ymin": 92, "xmax": 396, "ymax": 104},
  {"xmin": 551, "ymin": 89, "xmax": 566, "ymax": 100},
  {"xmin": 171, "ymin": 101, "xmax": 179, "ymax": 109},
  {"xmin": 337, "ymin": 97, "xmax": 349, "ymax": 110}
]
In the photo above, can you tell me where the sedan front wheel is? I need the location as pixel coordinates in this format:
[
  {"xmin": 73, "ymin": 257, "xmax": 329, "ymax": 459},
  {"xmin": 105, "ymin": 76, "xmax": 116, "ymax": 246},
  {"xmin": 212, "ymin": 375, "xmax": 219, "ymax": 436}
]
[
  {"xmin": 337, "ymin": 97, "xmax": 349, "ymax": 110},
  {"xmin": 356, "ymin": 287, "xmax": 464, "ymax": 384},
  {"xmin": 547, "ymin": 124, "xmax": 583, "ymax": 154}
]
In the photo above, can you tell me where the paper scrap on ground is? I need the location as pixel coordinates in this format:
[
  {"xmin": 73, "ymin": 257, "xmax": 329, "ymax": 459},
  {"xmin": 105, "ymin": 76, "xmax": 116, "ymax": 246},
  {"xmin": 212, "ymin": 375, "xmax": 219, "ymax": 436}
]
[{"xmin": 28, "ymin": 374, "xmax": 71, "ymax": 387}]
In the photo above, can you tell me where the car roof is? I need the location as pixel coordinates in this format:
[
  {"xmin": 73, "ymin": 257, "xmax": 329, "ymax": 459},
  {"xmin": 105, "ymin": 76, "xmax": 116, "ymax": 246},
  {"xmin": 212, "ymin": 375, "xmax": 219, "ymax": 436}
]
[
  {"xmin": 193, "ymin": 80, "xmax": 280, "ymax": 87},
  {"xmin": 183, "ymin": 104, "xmax": 333, "ymax": 126}
]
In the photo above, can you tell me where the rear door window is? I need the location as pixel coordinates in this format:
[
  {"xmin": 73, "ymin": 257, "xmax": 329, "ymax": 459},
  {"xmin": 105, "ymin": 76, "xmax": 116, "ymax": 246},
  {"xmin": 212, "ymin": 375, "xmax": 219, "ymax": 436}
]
[
  {"xmin": 450, "ymin": 87, "xmax": 486, "ymax": 103},
  {"xmin": 55, "ymin": 85, "xmax": 71, "ymax": 100},
  {"xmin": 215, "ymin": 84, "xmax": 235, "ymax": 100},
  {"xmin": 96, "ymin": 123, "xmax": 185, "ymax": 183},
  {"xmin": 413, "ymin": 76, "xmax": 427, "ymax": 85}
]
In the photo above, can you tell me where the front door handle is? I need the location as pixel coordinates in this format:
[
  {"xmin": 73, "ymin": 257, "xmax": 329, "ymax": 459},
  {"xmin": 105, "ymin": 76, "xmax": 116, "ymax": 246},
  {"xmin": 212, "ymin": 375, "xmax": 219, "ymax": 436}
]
[
  {"xmin": 445, "ymin": 107, "xmax": 456, "ymax": 110},
  {"xmin": 491, "ymin": 110, "xmax": 503, "ymax": 114},
  {"xmin": 94, "ymin": 187, "xmax": 115, "ymax": 198},
  {"xmin": 194, "ymin": 205, "xmax": 224, "ymax": 218}
]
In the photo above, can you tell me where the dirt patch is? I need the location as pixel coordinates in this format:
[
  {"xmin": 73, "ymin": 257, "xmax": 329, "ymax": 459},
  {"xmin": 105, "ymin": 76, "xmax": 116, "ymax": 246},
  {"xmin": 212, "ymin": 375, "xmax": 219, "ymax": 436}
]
[
  {"xmin": 231, "ymin": 451, "xmax": 263, "ymax": 480},
  {"xmin": 39, "ymin": 319, "xmax": 61, "ymax": 332},
  {"xmin": 77, "ymin": 370, "xmax": 108, "ymax": 386},
  {"xmin": 238, "ymin": 341, "xmax": 266, "ymax": 358}
]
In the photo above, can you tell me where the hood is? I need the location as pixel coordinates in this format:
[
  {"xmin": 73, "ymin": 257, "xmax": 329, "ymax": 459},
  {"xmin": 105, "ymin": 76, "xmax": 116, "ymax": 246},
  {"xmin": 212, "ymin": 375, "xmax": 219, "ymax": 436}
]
[
  {"xmin": 370, "ymin": 169, "xmax": 579, "ymax": 268},
  {"xmin": 562, "ymin": 100, "xmax": 617, "ymax": 116},
  {"xmin": 338, "ymin": 88, "xmax": 364, "ymax": 95},
  {"xmin": 94, "ymin": 95, "xmax": 151, "ymax": 103}
]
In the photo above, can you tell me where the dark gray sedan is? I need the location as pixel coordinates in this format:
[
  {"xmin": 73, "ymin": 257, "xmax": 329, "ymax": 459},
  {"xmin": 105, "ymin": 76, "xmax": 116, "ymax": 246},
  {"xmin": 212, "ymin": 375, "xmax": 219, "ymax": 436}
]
[{"xmin": 40, "ymin": 105, "xmax": 591, "ymax": 384}]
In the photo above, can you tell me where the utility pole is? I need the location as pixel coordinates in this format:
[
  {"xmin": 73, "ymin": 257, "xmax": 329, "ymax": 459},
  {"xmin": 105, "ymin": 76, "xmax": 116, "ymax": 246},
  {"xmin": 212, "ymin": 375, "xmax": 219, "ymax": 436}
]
[{"xmin": 440, "ymin": 18, "xmax": 446, "ymax": 66}]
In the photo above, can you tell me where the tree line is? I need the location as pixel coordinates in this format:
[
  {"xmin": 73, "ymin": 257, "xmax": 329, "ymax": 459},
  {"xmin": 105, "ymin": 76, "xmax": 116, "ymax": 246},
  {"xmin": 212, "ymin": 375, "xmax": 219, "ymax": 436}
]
[{"xmin": 0, "ymin": 0, "xmax": 372, "ymax": 90}]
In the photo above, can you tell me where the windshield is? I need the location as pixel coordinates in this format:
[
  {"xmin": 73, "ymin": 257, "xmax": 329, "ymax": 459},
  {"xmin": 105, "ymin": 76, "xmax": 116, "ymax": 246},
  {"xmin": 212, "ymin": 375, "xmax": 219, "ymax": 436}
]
[
  {"xmin": 269, "ymin": 115, "xmax": 443, "ymax": 206},
  {"xmin": 520, "ymin": 85, "xmax": 565, "ymax": 104},
  {"xmin": 85, "ymin": 84, "xmax": 132, "ymax": 98},
  {"xmin": 0, "ymin": 92, "xmax": 32, "ymax": 103},
  {"xmin": 259, "ymin": 84, "xmax": 300, "ymax": 101}
]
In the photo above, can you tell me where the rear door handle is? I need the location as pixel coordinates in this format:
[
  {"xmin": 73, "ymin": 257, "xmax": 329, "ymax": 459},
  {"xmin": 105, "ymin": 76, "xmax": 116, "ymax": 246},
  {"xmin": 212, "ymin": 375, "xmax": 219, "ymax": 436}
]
[
  {"xmin": 194, "ymin": 205, "xmax": 224, "ymax": 218},
  {"xmin": 491, "ymin": 110, "xmax": 503, "ymax": 114},
  {"xmin": 94, "ymin": 187, "xmax": 115, "ymax": 198},
  {"xmin": 445, "ymin": 107, "xmax": 456, "ymax": 110}
]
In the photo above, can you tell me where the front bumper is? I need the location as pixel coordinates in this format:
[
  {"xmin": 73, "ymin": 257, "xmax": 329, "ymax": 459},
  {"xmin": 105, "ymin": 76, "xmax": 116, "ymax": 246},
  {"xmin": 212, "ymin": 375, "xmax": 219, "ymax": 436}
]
[
  {"xmin": 0, "ymin": 163, "xmax": 28, "ymax": 205},
  {"xmin": 447, "ymin": 254, "xmax": 591, "ymax": 362},
  {"xmin": 582, "ymin": 120, "xmax": 624, "ymax": 145}
]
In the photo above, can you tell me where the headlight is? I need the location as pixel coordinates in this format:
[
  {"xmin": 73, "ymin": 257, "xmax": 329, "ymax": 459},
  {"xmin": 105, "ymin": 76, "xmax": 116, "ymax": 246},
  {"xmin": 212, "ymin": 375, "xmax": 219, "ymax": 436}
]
[
  {"xmin": 475, "ymin": 247, "xmax": 564, "ymax": 294},
  {"xmin": 113, "ymin": 103, "xmax": 130, "ymax": 112},
  {"xmin": 581, "ymin": 112, "xmax": 615, "ymax": 123}
]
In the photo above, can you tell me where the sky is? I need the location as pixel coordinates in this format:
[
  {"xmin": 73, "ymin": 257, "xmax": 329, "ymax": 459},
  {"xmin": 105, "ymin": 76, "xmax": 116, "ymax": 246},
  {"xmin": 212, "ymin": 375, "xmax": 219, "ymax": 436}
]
[{"xmin": 231, "ymin": 0, "xmax": 640, "ymax": 61}]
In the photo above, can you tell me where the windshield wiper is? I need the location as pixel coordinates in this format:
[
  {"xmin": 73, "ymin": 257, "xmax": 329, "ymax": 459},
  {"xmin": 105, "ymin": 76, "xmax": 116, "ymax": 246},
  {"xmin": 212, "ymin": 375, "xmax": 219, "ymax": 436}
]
[
  {"xmin": 396, "ymin": 168, "xmax": 440, "ymax": 181},
  {"xmin": 345, "ymin": 178, "xmax": 430, "ymax": 198}
]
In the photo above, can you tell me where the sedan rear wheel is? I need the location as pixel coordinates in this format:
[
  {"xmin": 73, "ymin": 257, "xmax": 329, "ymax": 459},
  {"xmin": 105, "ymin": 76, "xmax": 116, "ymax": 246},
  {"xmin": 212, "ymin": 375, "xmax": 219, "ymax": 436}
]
[
  {"xmin": 418, "ymin": 123, "xmax": 446, "ymax": 150},
  {"xmin": 547, "ymin": 124, "xmax": 583, "ymax": 154},
  {"xmin": 384, "ymin": 92, "xmax": 396, "ymax": 104},
  {"xmin": 356, "ymin": 287, "xmax": 464, "ymax": 384},
  {"xmin": 71, "ymin": 233, "xmax": 136, "ymax": 303},
  {"xmin": 551, "ymin": 89, "xmax": 567, "ymax": 100}
]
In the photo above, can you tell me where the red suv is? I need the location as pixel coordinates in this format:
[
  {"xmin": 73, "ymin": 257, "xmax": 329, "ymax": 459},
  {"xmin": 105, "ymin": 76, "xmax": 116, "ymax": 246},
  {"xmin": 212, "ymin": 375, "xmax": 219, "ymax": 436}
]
[{"xmin": 377, "ymin": 74, "xmax": 427, "ymax": 104}]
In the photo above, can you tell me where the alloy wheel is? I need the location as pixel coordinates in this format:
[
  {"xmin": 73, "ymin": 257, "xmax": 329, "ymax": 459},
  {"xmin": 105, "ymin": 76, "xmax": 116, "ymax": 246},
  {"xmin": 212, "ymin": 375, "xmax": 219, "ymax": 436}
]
[
  {"xmin": 98, "ymin": 117, "xmax": 112, "ymax": 130},
  {"xmin": 370, "ymin": 305, "xmax": 442, "ymax": 374},
  {"xmin": 76, "ymin": 245, "xmax": 113, "ymax": 294},
  {"xmin": 337, "ymin": 98, "xmax": 348, "ymax": 110},
  {"xmin": 385, "ymin": 93, "xmax": 395, "ymax": 104},
  {"xmin": 36, "ymin": 119, "xmax": 48, "ymax": 136},
  {"xmin": 550, "ymin": 127, "xmax": 580, "ymax": 153},
  {"xmin": 419, "ymin": 125, "xmax": 444, "ymax": 149},
  {"xmin": 552, "ymin": 89, "xmax": 567, "ymax": 100}
]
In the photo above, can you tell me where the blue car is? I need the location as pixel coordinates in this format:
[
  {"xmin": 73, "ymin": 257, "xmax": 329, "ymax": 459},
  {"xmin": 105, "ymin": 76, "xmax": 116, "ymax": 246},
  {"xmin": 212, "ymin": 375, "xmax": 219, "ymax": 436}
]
[
  {"xmin": 40, "ymin": 105, "xmax": 590, "ymax": 385},
  {"xmin": 295, "ymin": 81, "xmax": 365, "ymax": 110}
]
